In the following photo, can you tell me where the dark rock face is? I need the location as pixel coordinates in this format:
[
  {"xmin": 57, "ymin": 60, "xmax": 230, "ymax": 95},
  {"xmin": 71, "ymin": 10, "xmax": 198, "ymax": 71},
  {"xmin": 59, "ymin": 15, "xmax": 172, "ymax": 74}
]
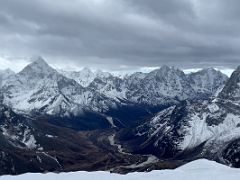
[
  {"xmin": 45, "ymin": 111, "xmax": 112, "ymax": 131},
  {"xmin": 219, "ymin": 66, "xmax": 240, "ymax": 101},
  {"xmin": 205, "ymin": 113, "xmax": 226, "ymax": 126},
  {"xmin": 222, "ymin": 139, "xmax": 240, "ymax": 168},
  {"xmin": 117, "ymin": 102, "xmax": 189, "ymax": 158}
]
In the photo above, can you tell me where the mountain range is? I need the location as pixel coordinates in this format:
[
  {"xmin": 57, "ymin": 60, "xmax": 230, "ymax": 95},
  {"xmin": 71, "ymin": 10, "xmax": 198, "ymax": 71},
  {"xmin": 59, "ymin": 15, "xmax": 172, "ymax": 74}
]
[
  {"xmin": 1, "ymin": 56, "xmax": 240, "ymax": 175},
  {"xmin": 0, "ymin": 57, "xmax": 228, "ymax": 114}
]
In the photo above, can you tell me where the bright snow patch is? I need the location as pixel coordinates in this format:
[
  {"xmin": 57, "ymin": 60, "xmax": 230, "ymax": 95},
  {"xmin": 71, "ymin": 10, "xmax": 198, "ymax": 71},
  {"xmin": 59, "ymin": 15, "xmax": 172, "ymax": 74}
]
[
  {"xmin": 1, "ymin": 159, "xmax": 240, "ymax": 180},
  {"xmin": 180, "ymin": 112, "xmax": 240, "ymax": 150},
  {"xmin": 208, "ymin": 103, "xmax": 219, "ymax": 113},
  {"xmin": 106, "ymin": 116, "xmax": 117, "ymax": 128}
]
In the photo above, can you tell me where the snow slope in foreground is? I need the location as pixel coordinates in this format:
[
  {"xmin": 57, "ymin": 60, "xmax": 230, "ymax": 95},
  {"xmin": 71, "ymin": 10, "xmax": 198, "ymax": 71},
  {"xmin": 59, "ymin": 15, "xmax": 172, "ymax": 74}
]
[{"xmin": 1, "ymin": 159, "xmax": 240, "ymax": 180}]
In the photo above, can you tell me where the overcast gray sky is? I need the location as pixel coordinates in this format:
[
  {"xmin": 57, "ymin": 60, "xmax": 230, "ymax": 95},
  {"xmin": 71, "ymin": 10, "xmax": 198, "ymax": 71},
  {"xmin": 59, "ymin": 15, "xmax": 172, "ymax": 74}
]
[{"xmin": 0, "ymin": 0, "xmax": 240, "ymax": 72}]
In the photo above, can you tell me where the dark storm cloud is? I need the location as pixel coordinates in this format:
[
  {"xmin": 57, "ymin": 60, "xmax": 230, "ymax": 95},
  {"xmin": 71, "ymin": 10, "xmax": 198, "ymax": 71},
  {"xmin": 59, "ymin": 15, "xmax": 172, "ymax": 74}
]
[{"xmin": 0, "ymin": 0, "xmax": 240, "ymax": 70}]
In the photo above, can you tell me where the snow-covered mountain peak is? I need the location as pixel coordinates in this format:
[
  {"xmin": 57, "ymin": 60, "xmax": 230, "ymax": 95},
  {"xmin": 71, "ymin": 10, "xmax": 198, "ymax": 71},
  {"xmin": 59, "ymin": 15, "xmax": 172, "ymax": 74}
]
[
  {"xmin": 31, "ymin": 56, "xmax": 47, "ymax": 64},
  {"xmin": 123, "ymin": 66, "xmax": 196, "ymax": 106},
  {"xmin": 29, "ymin": 56, "xmax": 52, "ymax": 70},
  {"xmin": 149, "ymin": 66, "xmax": 185, "ymax": 80},
  {"xmin": 187, "ymin": 67, "xmax": 228, "ymax": 98},
  {"xmin": 203, "ymin": 67, "xmax": 215, "ymax": 71},
  {"xmin": 1, "ymin": 59, "xmax": 87, "ymax": 114},
  {"xmin": 197, "ymin": 67, "xmax": 225, "ymax": 75},
  {"xmin": 81, "ymin": 67, "xmax": 92, "ymax": 74},
  {"xmin": 147, "ymin": 66, "xmax": 190, "ymax": 88},
  {"xmin": 20, "ymin": 57, "xmax": 56, "ymax": 77},
  {"xmin": 160, "ymin": 65, "xmax": 172, "ymax": 71},
  {"xmin": 59, "ymin": 68, "xmax": 96, "ymax": 87}
]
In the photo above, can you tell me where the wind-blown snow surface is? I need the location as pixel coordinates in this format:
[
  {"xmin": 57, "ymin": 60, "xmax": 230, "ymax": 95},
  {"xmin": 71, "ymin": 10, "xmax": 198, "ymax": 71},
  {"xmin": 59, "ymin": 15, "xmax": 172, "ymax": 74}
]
[{"xmin": 1, "ymin": 159, "xmax": 240, "ymax": 180}]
